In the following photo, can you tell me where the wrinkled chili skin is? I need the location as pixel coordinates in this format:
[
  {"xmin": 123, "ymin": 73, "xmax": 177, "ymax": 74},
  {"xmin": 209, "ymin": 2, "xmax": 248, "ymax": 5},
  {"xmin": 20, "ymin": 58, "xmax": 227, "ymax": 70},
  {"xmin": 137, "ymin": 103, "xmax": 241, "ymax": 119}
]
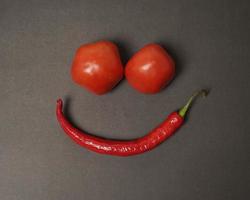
[{"xmin": 56, "ymin": 99, "xmax": 184, "ymax": 156}]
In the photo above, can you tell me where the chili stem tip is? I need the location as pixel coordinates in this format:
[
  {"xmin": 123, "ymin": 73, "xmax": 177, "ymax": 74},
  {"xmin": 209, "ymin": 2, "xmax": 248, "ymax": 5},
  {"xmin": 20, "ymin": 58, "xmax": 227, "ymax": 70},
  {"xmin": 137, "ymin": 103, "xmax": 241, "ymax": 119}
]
[{"xmin": 178, "ymin": 89, "xmax": 209, "ymax": 118}]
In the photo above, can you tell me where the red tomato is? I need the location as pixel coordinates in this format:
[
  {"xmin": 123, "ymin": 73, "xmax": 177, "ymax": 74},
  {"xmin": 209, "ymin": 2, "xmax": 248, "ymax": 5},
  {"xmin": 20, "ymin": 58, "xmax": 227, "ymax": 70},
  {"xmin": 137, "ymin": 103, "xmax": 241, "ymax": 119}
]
[
  {"xmin": 125, "ymin": 44, "xmax": 175, "ymax": 94},
  {"xmin": 71, "ymin": 41, "xmax": 124, "ymax": 95}
]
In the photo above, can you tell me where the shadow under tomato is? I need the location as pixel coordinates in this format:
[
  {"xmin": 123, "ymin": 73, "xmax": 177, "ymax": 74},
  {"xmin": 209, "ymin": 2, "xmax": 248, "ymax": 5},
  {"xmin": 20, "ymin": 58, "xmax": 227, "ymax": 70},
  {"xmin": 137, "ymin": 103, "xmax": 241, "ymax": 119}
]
[
  {"xmin": 107, "ymin": 39, "xmax": 134, "ymax": 94},
  {"xmin": 112, "ymin": 39, "xmax": 133, "ymax": 65},
  {"xmin": 157, "ymin": 41, "xmax": 187, "ymax": 84}
]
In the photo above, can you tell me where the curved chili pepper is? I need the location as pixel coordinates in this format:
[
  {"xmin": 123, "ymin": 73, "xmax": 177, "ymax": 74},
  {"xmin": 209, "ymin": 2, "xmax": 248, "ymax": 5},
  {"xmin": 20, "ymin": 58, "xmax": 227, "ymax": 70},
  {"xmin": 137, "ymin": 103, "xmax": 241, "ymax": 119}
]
[{"xmin": 56, "ymin": 90, "xmax": 208, "ymax": 156}]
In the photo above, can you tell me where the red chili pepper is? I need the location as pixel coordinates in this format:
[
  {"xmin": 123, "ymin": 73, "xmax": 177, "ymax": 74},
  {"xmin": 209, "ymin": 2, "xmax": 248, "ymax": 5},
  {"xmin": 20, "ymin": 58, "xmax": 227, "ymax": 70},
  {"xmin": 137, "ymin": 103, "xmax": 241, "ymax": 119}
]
[{"xmin": 56, "ymin": 90, "xmax": 208, "ymax": 156}]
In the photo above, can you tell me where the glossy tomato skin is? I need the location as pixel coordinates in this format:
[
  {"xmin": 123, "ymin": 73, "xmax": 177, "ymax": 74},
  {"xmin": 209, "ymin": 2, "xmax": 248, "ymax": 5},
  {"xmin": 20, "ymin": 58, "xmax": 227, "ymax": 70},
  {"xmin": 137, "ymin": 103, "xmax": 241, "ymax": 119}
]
[
  {"xmin": 125, "ymin": 44, "xmax": 175, "ymax": 94},
  {"xmin": 71, "ymin": 41, "xmax": 124, "ymax": 95}
]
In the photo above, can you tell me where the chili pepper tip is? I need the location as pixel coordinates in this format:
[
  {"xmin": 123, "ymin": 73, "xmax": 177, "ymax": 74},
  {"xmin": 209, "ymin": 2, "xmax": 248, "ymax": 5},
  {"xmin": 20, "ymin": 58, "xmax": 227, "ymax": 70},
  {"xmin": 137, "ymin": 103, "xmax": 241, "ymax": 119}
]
[{"xmin": 57, "ymin": 99, "xmax": 63, "ymax": 106}]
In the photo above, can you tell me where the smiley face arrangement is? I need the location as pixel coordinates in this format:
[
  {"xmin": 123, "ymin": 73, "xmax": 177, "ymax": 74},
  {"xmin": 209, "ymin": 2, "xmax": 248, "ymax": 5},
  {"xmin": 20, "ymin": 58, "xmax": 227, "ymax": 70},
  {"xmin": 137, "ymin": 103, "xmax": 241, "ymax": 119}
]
[{"xmin": 56, "ymin": 40, "xmax": 208, "ymax": 156}]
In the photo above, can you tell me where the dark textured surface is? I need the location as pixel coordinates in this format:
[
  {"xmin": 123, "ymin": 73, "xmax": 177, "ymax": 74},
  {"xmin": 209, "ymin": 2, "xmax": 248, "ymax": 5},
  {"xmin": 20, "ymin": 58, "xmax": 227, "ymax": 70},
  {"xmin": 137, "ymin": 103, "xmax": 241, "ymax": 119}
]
[{"xmin": 1, "ymin": 0, "xmax": 250, "ymax": 199}]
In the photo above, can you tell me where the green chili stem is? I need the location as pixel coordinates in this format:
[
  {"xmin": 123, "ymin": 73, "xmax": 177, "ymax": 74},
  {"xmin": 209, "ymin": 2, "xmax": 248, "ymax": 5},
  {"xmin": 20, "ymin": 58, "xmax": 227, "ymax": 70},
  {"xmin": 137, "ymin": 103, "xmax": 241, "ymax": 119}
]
[{"xmin": 178, "ymin": 89, "xmax": 208, "ymax": 118}]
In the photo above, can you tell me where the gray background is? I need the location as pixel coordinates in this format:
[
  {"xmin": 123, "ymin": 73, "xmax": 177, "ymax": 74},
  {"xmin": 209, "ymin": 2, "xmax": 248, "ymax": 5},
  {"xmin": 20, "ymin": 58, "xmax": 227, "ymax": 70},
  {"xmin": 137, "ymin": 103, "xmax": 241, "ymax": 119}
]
[{"xmin": 1, "ymin": 0, "xmax": 250, "ymax": 199}]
